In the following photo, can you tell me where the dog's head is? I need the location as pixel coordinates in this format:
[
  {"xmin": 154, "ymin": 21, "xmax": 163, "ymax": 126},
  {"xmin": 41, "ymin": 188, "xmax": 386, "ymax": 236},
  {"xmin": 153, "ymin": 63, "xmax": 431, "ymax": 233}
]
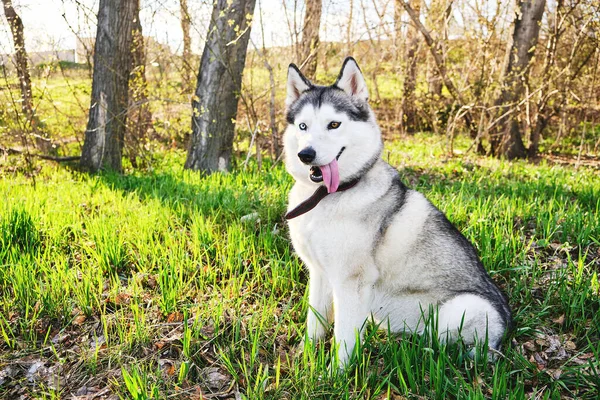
[{"xmin": 283, "ymin": 57, "xmax": 383, "ymax": 192}]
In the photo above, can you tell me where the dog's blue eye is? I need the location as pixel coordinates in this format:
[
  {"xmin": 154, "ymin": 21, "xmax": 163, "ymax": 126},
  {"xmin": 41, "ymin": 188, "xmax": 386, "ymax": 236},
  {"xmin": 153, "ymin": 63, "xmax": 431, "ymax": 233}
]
[
  {"xmin": 299, "ymin": 123, "xmax": 307, "ymax": 130},
  {"xmin": 328, "ymin": 121, "xmax": 341, "ymax": 130}
]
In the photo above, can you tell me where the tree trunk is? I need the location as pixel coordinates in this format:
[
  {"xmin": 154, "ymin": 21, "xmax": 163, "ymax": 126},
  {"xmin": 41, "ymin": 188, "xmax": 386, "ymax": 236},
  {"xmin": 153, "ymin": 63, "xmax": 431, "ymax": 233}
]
[
  {"xmin": 80, "ymin": 0, "xmax": 137, "ymax": 172},
  {"xmin": 402, "ymin": 1, "xmax": 483, "ymax": 152},
  {"xmin": 400, "ymin": 0, "xmax": 421, "ymax": 134},
  {"xmin": 180, "ymin": 0, "xmax": 193, "ymax": 93},
  {"xmin": 426, "ymin": 0, "xmax": 450, "ymax": 98},
  {"xmin": 491, "ymin": 0, "xmax": 546, "ymax": 159},
  {"xmin": 528, "ymin": 0, "xmax": 561, "ymax": 158},
  {"xmin": 346, "ymin": 0, "xmax": 354, "ymax": 55},
  {"xmin": 127, "ymin": 0, "xmax": 153, "ymax": 168},
  {"xmin": 393, "ymin": 0, "xmax": 403, "ymax": 63},
  {"xmin": 300, "ymin": 0, "xmax": 322, "ymax": 79},
  {"xmin": 184, "ymin": 0, "xmax": 257, "ymax": 173},
  {"xmin": 1, "ymin": 0, "xmax": 42, "ymax": 145}
]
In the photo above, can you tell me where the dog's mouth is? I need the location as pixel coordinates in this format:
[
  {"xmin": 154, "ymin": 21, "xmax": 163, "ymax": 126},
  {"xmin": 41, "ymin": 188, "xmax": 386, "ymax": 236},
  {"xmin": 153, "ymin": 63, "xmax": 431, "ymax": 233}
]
[
  {"xmin": 309, "ymin": 167, "xmax": 323, "ymax": 183},
  {"xmin": 309, "ymin": 147, "xmax": 345, "ymax": 183},
  {"xmin": 309, "ymin": 147, "xmax": 345, "ymax": 193}
]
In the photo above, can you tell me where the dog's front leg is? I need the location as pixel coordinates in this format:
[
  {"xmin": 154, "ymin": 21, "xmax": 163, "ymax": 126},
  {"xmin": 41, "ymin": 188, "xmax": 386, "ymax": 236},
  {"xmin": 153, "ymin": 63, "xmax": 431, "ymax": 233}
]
[
  {"xmin": 306, "ymin": 268, "xmax": 333, "ymax": 341},
  {"xmin": 332, "ymin": 267, "xmax": 376, "ymax": 366}
]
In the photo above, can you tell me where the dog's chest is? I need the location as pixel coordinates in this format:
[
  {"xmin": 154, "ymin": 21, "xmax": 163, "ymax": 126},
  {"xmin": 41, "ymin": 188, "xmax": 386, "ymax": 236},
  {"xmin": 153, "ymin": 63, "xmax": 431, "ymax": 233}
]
[{"xmin": 288, "ymin": 203, "xmax": 375, "ymax": 270}]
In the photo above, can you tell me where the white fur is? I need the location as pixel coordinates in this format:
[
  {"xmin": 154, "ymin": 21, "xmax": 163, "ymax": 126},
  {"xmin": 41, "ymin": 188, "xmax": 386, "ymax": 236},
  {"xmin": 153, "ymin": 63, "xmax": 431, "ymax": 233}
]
[
  {"xmin": 284, "ymin": 60, "xmax": 506, "ymax": 366},
  {"xmin": 336, "ymin": 58, "xmax": 369, "ymax": 101},
  {"xmin": 286, "ymin": 66, "xmax": 311, "ymax": 108}
]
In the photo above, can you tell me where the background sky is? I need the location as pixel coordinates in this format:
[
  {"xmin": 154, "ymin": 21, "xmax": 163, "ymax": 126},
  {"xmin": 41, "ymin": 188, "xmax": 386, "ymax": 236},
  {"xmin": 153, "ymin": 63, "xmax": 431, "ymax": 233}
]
[{"xmin": 0, "ymin": 0, "xmax": 397, "ymax": 55}]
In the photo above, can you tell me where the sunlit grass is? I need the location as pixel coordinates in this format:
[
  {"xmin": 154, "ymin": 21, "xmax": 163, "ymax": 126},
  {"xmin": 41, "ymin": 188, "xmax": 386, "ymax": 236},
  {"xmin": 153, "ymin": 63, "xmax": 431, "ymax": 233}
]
[{"xmin": 0, "ymin": 135, "xmax": 599, "ymax": 398}]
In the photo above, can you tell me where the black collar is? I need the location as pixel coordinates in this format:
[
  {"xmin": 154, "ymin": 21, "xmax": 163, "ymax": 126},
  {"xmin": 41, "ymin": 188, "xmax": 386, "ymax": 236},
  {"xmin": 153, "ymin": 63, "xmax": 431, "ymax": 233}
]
[{"xmin": 285, "ymin": 179, "xmax": 360, "ymax": 220}]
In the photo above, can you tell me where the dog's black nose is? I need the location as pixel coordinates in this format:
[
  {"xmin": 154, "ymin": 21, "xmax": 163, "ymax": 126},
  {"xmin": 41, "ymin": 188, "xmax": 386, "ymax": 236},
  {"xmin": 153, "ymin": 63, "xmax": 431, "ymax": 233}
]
[{"xmin": 298, "ymin": 147, "xmax": 316, "ymax": 164}]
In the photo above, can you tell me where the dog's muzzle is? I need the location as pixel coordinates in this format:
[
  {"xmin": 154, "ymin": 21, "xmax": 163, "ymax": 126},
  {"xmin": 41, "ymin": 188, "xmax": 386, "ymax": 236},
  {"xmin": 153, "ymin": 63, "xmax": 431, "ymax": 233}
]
[{"xmin": 309, "ymin": 147, "xmax": 345, "ymax": 183}]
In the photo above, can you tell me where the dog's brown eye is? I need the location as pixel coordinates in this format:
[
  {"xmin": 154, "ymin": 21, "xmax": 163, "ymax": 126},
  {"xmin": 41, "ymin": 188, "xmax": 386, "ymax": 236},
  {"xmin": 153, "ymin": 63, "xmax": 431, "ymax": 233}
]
[
  {"xmin": 328, "ymin": 121, "xmax": 341, "ymax": 130},
  {"xmin": 299, "ymin": 123, "xmax": 307, "ymax": 130}
]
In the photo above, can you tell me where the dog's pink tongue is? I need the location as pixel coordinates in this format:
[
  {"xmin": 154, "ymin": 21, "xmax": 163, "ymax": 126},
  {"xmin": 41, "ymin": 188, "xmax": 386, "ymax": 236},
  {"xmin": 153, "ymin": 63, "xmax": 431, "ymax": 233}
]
[{"xmin": 319, "ymin": 158, "xmax": 340, "ymax": 193}]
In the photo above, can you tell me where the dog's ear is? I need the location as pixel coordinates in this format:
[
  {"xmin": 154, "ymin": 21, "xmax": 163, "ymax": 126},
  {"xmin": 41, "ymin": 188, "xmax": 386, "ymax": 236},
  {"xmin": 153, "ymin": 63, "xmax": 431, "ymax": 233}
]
[
  {"xmin": 286, "ymin": 64, "xmax": 312, "ymax": 108},
  {"xmin": 334, "ymin": 57, "xmax": 368, "ymax": 101}
]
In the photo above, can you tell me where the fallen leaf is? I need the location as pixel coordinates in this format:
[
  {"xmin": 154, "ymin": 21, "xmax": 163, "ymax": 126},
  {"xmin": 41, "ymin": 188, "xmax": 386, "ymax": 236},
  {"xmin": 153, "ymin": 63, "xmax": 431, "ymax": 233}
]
[
  {"xmin": 523, "ymin": 341, "xmax": 536, "ymax": 352},
  {"xmin": 189, "ymin": 386, "xmax": 205, "ymax": 400},
  {"xmin": 201, "ymin": 367, "xmax": 230, "ymax": 391},
  {"xmin": 114, "ymin": 293, "xmax": 131, "ymax": 305},
  {"xmin": 144, "ymin": 275, "xmax": 157, "ymax": 289},
  {"xmin": 46, "ymin": 364, "xmax": 61, "ymax": 390},
  {"xmin": 532, "ymin": 353, "xmax": 546, "ymax": 370},
  {"xmin": 564, "ymin": 340, "xmax": 576, "ymax": 351},
  {"xmin": 159, "ymin": 359, "xmax": 177, "ymax": 378},
  {"xmin": 26, "ymin": 360, "xmax": 47, "ymax": 383},
  {"xmin": 51, "ymin": 333, "xmax": 70, "ymax": 344},
  {"xmin": 546, "ymin": 368, "xmax": 562, "ymax": 380},
  {"xmin": 167, "ymin": 312, "xmax": 184, "ymax": 323},
  {"xmin": 0, "ymin": 365, "xmax": 17, "ymax": 386},
  {"xmin": 90, "ymin": 335, "xmax": 106, "ymax": 351},
  {"xmin": 240, "ymin": 212, "xmax": 259, "ymax": 222}
]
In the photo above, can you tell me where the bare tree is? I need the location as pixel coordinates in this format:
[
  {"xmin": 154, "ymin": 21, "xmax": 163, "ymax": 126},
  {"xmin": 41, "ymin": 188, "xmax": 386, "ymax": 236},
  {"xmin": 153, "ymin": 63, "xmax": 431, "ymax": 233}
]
[
  {"xmin": 401, "ymin": 0, "xmax": 481, "ymax": 150},
  {"xmin": 490, "ymin": 0, "xmax": 546, "ymax": 159},
  {"xmin": 346, "ymin": 0, "xmax": 354, "ymax": 55},
  {"xmin": 80, "ymin": 0, "xmax": 137, "ymax": 172},
  {"xmin": 299, "ymin": 0, "xmax": 322, "ymax": 79},
  {"xmin": 179, "ymin": 0, "xmax": 193, "ymax": 92},
  {"xmin": 399, "ymin": 0, "xmax": 421, "ymax": 133},
  {"xmin": 393, "ymin": 0, "xmax": 404, "ymax": 62},
  {"xmin": 184, "ymin": 0, "xmax": 257, "ymax": 173},
  {"xmin": 425, "ymin": 0, "xmax": 452, "ymax": 98},
  {"xmin": 528, "ymin": 0, "xmax": 598, "ymax": 157},
  {"xmin": 1, "ymin": 0, "xmax": 38, "ymax": 138},
  {"xmin": 127, "ymin": 0, "xmax": 153, "ymax": 168}
]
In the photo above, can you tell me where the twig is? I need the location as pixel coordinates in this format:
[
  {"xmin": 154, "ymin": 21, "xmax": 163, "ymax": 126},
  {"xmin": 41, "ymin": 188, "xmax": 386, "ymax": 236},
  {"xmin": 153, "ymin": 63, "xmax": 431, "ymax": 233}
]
[{"xmin": 0, "ymin": 147, "xmax": 80, "ymax": 162}]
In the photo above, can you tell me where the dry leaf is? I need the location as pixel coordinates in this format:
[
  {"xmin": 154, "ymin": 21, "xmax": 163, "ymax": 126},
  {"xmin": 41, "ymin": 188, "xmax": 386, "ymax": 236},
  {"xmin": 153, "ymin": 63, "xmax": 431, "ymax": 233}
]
[
  {"xmin": 564, "ymin": 341, "xmax": 576, "ymax": 351},
  {"xmin": 167, "ymin": 312, "xmax": 184, "ymax": 323},
  {"xmin": 114, "ymin": 293, "xmax": 131, "ymax": 305},
  {"xmin": 159, "ymin": 359, "xmax": 178, "ymax": 379},
  {"xmin": 189, "ymin": 386, "xmax": 205, "ymax": 400},
  {"xmin": 201, "ymin": 367, "xmax": 230, "ymax": 391},
  {"xmin": 26, "ymin": 360, "xmax": 47, "ymax": 383},
  {"xmin": 51, "ymin": 333, "xmax": 70, "ymax": 344},
  {"xmin": 89, "ymin": 335, "xmax": 106, "ymax": 351},
  {"xmin": 546, "ymin": 368, "xmax": 562, "ymax": 380},
  {"xmin": 144, "ymin": 275, "xmax": 157, "ymax": 289},
  {"xmin": 0, "ymin": 365, "xmax": 17, "ymax": 386},
  {"xmin": 532, "ymin": 353, "xmax": 546, "ymax": 370},
  {"xmin": 523, "ymin": 341, "xmax": 536, "ymax": 352}
]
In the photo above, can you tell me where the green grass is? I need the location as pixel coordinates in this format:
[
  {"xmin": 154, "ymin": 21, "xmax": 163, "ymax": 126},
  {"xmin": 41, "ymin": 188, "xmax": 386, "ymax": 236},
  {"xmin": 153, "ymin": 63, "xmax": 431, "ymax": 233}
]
[{"xmin": 0, "ymin": 134, "xmax": 599, "ymax": 398}]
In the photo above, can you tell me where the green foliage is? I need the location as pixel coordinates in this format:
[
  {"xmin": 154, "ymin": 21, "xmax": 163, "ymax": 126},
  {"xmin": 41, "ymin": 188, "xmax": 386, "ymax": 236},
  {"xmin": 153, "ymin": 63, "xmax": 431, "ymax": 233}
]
[
  {"xmin": 0, "ymin": 207, "xmax": 40, "ymax": 255},
  {"xmin": 35, "ymin": 61, "xmax": 90, "ymax": 72},
  {"xmin": 0, "ymin": 136, "xmax": 598, "ymax": 398}
]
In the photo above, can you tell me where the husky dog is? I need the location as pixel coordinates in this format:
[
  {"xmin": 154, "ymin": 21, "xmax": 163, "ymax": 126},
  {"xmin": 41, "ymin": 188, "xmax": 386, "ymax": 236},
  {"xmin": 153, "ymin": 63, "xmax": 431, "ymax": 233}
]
[{"xmin": 283, "ymin": 57, "xmax": 511, "ymax": 366}]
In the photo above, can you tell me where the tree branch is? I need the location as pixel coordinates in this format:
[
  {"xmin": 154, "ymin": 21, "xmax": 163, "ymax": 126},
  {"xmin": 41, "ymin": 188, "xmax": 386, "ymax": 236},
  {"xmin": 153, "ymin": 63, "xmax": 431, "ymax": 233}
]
[{"xmin": 0, "ymin": 147, "xmax": 80, "ymax": 162}]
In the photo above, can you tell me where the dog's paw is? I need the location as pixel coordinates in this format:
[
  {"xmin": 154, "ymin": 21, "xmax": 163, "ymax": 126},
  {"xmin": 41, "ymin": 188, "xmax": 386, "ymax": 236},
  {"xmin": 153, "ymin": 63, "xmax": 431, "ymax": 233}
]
[{"xmin": 467, "ymin": 346, "xmax": 502, "ymax": 363}]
